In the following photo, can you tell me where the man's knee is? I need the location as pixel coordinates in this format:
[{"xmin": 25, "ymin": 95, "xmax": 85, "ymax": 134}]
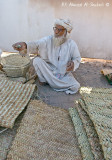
[
  {"xmin": 33, "ymin": 57, "xmax": 42, "ymax": 67},
  {"xmin": 77, "ymin": 82, "xmax": 80, "ymax": 89}
]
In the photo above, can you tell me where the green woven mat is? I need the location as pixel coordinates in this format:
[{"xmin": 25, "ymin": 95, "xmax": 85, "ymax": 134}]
[
  {"xmin": 80, "ymin": 87, "xmax": 112, "ymax": 95},
  {"xmin": 76, "ymin": 101, "xmax": 104, "ymax": 160},
  {"xmin": 80, "ymin": 87, "xmax": 112, "ymax": 102},
  {"xmin": 79, "ymin": 87, "xmax": 112, "ymax": 160},
  {"xmin": 69, "ymin": 106, "xmax": 94, "ymax": 160}
]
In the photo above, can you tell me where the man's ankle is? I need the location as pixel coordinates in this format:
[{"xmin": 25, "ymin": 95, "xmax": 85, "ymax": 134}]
[{"xmin": 38, "ymin": 80, "xmax": 47, "ymax": 86}]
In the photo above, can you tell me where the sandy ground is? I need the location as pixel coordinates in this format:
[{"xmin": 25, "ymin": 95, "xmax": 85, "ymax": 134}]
[{"xmin": 0, "ymin": 55, "xmax": 112, "ymax": 159}]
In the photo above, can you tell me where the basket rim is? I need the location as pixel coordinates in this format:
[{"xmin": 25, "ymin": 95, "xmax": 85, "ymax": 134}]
[
  {"xmin": 3, "ymin": 62, "xmax": 30, "ymax": 69},
  {"xmin": 1, "ymin": 54, "xmax": 30, "ymax": 68}
]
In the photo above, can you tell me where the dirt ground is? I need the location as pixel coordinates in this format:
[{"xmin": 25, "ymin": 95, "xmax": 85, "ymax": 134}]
[{"xmin": 0, "ymin": 57, "xmax": 112, "ymax": 160}]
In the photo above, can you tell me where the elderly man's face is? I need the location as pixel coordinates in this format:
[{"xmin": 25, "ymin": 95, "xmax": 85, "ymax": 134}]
[{"xmin": 53, "ymin": 24, "xmax": 66, "ymax": 37}]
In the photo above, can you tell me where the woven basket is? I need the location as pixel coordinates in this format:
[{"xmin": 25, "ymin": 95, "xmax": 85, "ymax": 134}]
[{"xmin": 1, "ymin": 54, "xmax": 30, "ymax": 77}]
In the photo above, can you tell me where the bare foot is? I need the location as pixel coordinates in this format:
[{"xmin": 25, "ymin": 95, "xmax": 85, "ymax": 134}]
[{"xmin": 38, "ymin": 80, "xmax": 47, "ymax": 86}]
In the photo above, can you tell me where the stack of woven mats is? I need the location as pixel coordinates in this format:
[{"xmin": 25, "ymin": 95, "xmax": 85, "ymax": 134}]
[
  {"xmin": 6, "ymin": 87, "xmax": 112, "ymax": 160},
  {"xmin": 69, "ymin": 87, "xmax": 112, "ymax": 160},
  {"xmin": 0, "ymin": 79, "xmax": 36, "ymax": 128},
  {"xmin": 0, "ymin": 79, "xmax": 36, "ymax": 160}
]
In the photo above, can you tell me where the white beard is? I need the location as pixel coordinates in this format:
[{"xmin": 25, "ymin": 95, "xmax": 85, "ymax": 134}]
[{"xmin": 53, "ymin": 32, "xmax": 69, "ymax": 47}]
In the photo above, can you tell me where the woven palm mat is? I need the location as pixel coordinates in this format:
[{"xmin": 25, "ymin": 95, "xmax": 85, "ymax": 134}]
[
  {"xmin": 0, "ymin": 73, "xmax": 7, "ymax": 80},
  {"xmin": 0, "ymin": 72, "xmax": 27, "ymax": 83},
  {"xmin": 80, "ymin": 86, "xmax": 112, "ymax": 98},
  {"xmin": 7, "ymin": 100, "xmax": 82, "ymax": 160},
  {"xmin": 77, "ymin": 100, "xmax": 104, "ymax": 160},
  {"xmin": 79, "ymin": 87, "xmax": 112, "ymax": 160},
  {"xmin": 0, "ymin": 79, "xmax": 36, "ymax": 128},
  {"xmin": 69, "ymin": 106, "xmax": 94, "ymax": 160}
]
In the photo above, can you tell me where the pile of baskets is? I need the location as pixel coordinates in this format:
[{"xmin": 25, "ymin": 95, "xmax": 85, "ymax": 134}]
[{"xmin": 1, "ymin": 54, "xmax": 30, "ymax": 77}]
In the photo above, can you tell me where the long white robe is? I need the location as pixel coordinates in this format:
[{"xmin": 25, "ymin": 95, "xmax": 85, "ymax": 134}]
[{"xmin": 27, "ymin": 35, "xmax": 81, "ymax": 94}]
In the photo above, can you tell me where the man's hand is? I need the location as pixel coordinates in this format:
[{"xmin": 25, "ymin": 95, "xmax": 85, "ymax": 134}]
[
  {"xmin": 12, "ymin": 42, "xmax": 27, "ymax": 52},
  {"xmin": 66, "ymin": 61, "xmax": 74, "ymax": 72}
]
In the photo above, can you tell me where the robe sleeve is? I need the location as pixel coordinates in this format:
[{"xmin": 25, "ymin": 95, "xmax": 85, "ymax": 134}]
[
  {"xmin": 26, "ymin": 36, "xmax": 49, "ymax": 56},
  {"xmin": 26, "ymin": 41, "xmax": 39, "ymax": 55},
  {"xmin": 70, "ymin": 41, "xmax": 81, "ymax": 71}
]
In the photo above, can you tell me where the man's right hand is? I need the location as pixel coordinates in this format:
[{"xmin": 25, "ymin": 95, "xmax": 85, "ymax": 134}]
[{"xmin": 12, "ymin": 42, "xmax": 27, "ymax": 52}]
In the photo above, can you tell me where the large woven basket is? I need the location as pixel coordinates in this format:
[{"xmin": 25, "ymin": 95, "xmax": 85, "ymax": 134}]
[{"xmin": 1, "ymin": 54, "xmax": 30, "ymax": 77}]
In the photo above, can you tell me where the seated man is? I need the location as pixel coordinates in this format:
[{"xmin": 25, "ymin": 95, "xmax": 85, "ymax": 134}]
[{"xmin": 13, "ymin": 19, "xmax": 81, "ymax": 94}]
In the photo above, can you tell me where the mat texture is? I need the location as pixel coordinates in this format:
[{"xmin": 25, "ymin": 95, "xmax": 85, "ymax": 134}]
[
  {"xmin": 7, "ymin": 100, "xmax": 82, "ymax": 160},
  {"xmin": 78, "ymin": 100, "xmax": 104, "ymax": 160},
  {"xmin": 0, "ymin": 79, "xmax": 36, "ymax": 128},
  {"xmin": 69, "ymin": 107, "xmax": 94, "ymax": 160},
  {"xmin": 0, "ymin": 73, "xmax": 7, "ymax": 80},
  {"xmin": 80, "ymin": 87, "xmax": 112, "ymax": 160}
]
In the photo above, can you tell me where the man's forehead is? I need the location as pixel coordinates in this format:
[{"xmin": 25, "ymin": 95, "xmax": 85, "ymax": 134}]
[{"xmin": 55, "ymin": 24, "xmax": 65, "ymax": 29}]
